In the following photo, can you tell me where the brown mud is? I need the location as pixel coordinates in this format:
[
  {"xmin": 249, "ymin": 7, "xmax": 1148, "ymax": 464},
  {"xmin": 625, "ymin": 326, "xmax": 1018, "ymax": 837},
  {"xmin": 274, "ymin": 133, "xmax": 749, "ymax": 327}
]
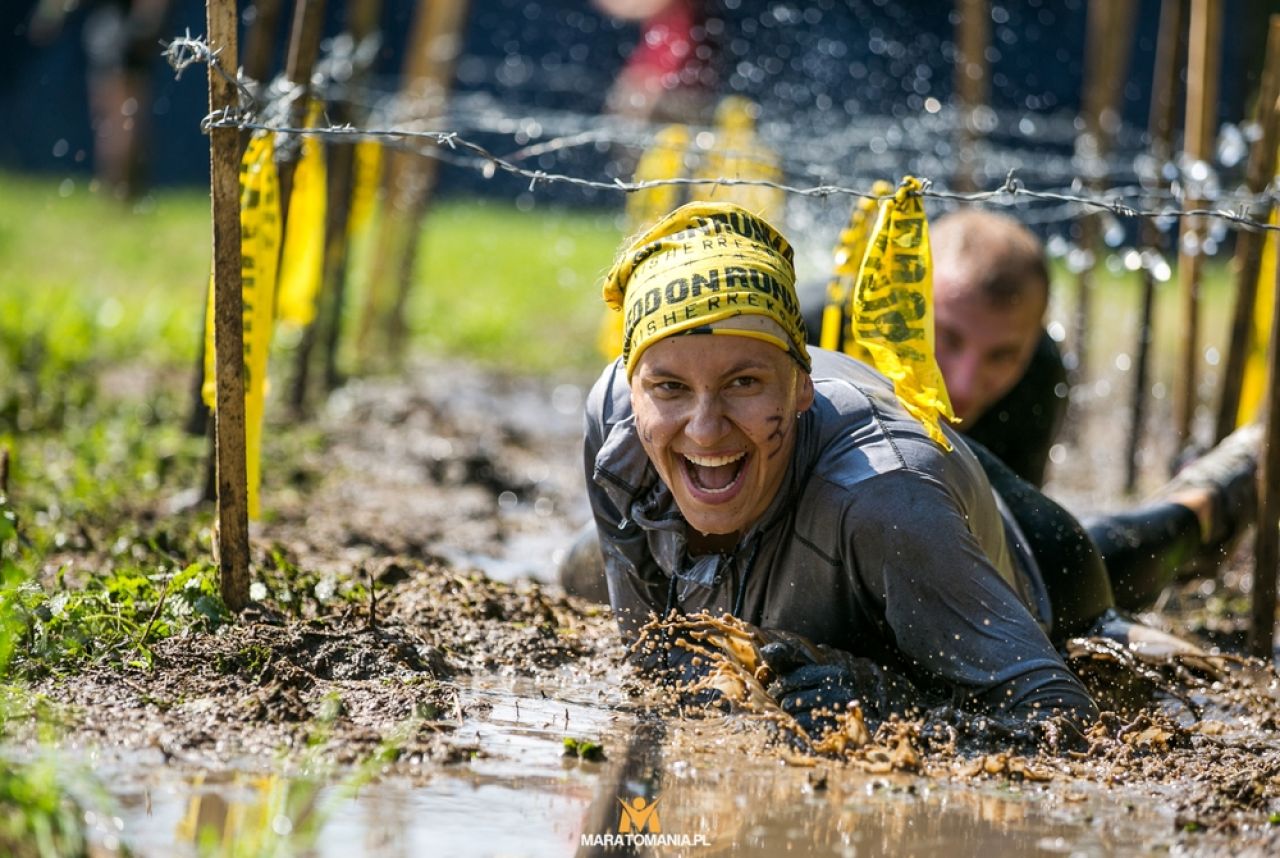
[{"xmin": 23, "ymin": 360, "xmax": 1280, "ymax": 856}]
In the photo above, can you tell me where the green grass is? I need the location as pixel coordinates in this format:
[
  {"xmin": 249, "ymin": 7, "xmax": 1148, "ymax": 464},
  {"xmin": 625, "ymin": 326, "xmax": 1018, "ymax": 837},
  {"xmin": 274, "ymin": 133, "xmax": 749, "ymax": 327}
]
[
  {"xmin": 0, "ymin": 172, "xmax": 624, "ymax": 378},
  {"xmin": 406, "ymin": 200, "xmax": 623, "ymax": 375},
  {"xmin": 1045, "ymin": 257, "xmax": 1239, "ymax": 394},
  {"xmin": 0, "ymin": 171, "xmax": 627, "ymax": 680}
]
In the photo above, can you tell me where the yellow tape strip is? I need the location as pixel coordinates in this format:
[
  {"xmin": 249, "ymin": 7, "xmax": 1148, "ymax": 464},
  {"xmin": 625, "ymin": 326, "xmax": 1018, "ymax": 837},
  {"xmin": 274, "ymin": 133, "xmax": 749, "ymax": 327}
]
[
  {"xmin": 347, "ymin": 138, "xmax": 382, "ymax": 239},
  {"xmin": 276, "ymin": 102, "xmax": 328, "ymax": 326},
  {"xmin": 850, "ymin": 177, "xmax": 956, "ymax": 449},
  {"xmin": 821, "ymin": 180, "xmax": 892, "ymax": 361},
  {"xmin": 1238, "ymin": 204, "xmax": 1277, "ymax": 426}
]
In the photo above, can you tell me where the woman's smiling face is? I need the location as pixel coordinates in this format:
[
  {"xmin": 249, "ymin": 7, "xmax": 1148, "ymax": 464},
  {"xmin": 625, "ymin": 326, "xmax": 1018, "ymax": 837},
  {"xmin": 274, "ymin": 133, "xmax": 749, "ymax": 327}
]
[{"xmin": 630, "ymin": 333, "xmax": 814, "ymax": 541}]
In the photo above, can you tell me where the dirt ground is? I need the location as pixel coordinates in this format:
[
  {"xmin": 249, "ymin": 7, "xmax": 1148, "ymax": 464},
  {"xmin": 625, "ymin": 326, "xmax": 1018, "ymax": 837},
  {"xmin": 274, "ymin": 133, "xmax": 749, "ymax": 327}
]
[{"xmin": 26, "ymin": 359, "xmax": 1280, "ymax": 855}]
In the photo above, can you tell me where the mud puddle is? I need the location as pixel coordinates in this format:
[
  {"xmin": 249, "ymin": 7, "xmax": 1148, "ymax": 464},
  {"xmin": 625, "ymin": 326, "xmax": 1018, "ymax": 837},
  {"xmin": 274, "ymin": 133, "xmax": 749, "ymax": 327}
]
[
  {"xmin": 96, "ymin": 677, "xmax": 625, "ymax": 857},
  {"xmin": 91, "ymin": 676, "xmax": 1183, "ymax": 858}
]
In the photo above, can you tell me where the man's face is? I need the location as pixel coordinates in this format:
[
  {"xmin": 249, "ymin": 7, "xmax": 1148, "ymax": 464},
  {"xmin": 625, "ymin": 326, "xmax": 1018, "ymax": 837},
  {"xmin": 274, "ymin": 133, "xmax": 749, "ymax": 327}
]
[
  {"xmin": 630, "ymin": 334, "xmax": 814, "ymax": 539},
  {"xmin": 935, "ymin": 287, "xmax": 1043, "ymax": 424}
]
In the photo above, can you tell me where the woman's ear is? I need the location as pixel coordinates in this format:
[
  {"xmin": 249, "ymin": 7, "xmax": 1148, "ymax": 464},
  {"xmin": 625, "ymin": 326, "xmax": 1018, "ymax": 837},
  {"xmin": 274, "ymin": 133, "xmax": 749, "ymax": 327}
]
[{"xmin": 795, "ymin": 370, "xmax": 815, "ymax": 413}]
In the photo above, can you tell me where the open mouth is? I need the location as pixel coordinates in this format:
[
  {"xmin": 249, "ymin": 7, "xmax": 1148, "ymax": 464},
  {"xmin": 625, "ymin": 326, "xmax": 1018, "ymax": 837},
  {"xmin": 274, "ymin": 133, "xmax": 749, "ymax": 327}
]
[{"xmin": 681, "ymin": 451, "xmax": 747, "ymax": 496}]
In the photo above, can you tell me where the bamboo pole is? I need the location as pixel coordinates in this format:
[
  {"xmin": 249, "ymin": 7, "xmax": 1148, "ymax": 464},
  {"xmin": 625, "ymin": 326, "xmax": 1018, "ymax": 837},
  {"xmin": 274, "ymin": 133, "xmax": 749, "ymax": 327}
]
[
  {"xmin": 206, "ymin": 0, "xmax": 251, "ymax": 612},
  {"xmin": 243, "ymin": 0, "xmax": 287, "ymax": 86},
  {"xmin": 1173, "ymin": 0, "xmax": 1223, "ymax": 449},
  {"xmin": 1215, "ymin": 17, "xmax": 1280, "ymax": 444},
  {"xmin": 275, "ymin": 0, "xmax": 327, "ymax": 219},
  {"xmin": 1248, "ymin": 216, "xmax": 1280, "ymax": 659},
  {"xmin": 355, "ymin": 0, "xmax": 471, "ymax": 364},
  {"xmin": 1071, "ymin": 0, "xmax": 1138, "ymax": 386},
  {"xmin": 289, "ymin": 0, "xmax": 384, "ymax": 411},
  {"xmin": 952, "ymin": 0, "xmax": 989, "ymax": 193},
  {"xmin": 1126, "ymin": 0, "xmax": 1186, "ymax": 494},
  {"xmin": 187, "ymin": 0, "xmax": 288, "ymax": 446}
]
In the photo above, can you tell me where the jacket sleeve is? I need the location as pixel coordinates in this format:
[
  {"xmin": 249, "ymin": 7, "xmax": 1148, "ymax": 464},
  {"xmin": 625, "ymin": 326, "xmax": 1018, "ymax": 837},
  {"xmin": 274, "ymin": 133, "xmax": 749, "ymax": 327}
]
[
  {"xmin": 841, "ymin": 469, "xmax": 1098, "ymax": 729},
  {"xmin": 581, "ymin": 366, "xmax": 682, "ymax": 664}
]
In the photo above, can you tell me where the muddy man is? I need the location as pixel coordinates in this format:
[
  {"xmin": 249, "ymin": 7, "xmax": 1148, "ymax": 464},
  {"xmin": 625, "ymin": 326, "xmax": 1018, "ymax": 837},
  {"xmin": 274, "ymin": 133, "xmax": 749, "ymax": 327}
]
[{"xmin": 578, "ymin": 201, "xmax": 1260, "ymax": 738}]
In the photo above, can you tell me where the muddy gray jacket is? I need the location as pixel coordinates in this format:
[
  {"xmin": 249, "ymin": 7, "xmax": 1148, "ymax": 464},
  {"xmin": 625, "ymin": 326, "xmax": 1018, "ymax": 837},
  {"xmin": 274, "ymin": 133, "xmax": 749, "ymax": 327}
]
[{"xmin": 584, "ymin": 347, "xmax": 1097, "ymax": 724}]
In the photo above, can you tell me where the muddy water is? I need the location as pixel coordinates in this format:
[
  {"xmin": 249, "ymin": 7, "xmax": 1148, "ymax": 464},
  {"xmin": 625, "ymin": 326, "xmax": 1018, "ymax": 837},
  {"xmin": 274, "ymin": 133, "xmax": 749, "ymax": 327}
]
[{"xmin": 98, "ymin": 675, "xmax": 1183, "ymax": 858}]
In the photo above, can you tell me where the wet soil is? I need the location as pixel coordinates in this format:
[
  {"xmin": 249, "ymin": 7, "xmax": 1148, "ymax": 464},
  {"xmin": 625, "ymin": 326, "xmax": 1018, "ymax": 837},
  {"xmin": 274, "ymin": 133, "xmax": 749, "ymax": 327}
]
[{"xmin": 22, "ymin": 359, "xmax": 1280, "ymax": 856}]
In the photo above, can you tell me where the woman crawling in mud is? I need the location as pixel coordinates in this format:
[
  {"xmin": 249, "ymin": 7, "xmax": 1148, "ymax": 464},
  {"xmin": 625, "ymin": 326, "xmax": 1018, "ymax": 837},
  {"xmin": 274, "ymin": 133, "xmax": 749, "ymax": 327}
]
[{"xmin": 581, "ymin": 200, "xmax": 1261, "ymax": 746}]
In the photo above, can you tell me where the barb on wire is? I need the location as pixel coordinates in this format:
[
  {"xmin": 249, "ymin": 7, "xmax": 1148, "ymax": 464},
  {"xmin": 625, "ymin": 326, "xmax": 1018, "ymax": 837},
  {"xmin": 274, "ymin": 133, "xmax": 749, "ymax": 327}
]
[{"xmin": 163, "ymin": 32, "xmax": 257, "ymax": 107}]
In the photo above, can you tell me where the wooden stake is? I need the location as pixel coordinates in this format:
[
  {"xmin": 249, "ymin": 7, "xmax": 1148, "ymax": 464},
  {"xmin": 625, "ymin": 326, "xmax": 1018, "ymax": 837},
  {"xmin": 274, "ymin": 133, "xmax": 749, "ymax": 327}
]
[
  {"xmin": 187, "ymin": 0, "xmax": 287, "ymax": 446},
  {"xmin": 1215, "ymin": 16, "xmax": 1280, "ymax": 444},
  {"xmin": 356, "ymin": 0, "xmax": 471, "ymax": 364},
  {"xmin": 952, "ymin": 0, "xmax": 989, "ymax": 193},
  {"xmin": 1173, "ymin": 0, "xmax": 1223, "ymax": 449},
  {"xmin": 1125, "ymin": 0, "xmax": 1186, "ymax": 493},
  {"xmin": 1248, "ymin": 214, "xmax": 1280, "ymax": 660},
  {"xmin": 207, "ymin": 0, "xmax": 251, "ymax": 612},
  {"xmin": 1071, "ymin": 0, "xmax": 1137, "ymax": 386},
  {"xmin": 275, "ymin": 0, "xmax": 328, "ymax": 219},
  {"xmin": 289, "ymin": 0, "xmax": 385, "ymax": 411},
  {"xmin": 243, "ymin": 0, "xmax": 287, "ymax": 86}
]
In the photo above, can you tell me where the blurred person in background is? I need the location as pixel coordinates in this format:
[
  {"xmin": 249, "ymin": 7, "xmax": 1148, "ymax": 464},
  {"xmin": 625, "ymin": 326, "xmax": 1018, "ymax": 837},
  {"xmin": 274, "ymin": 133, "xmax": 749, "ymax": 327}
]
[
  {"xmin": 594, "ymin": 0, "xmax": 718, "ymax": 123},
  {"xmin": 29, "ymin": 0, "xmax": 171, "ymax": 199}
]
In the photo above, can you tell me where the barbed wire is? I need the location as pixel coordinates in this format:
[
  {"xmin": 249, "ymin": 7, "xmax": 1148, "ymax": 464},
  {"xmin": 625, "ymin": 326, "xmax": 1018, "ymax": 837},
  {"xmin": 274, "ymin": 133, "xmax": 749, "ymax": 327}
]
[
  {"xmin": 165, "ymin": 35, "xmax": 1280, "ymax": 234},
  {"xmin": 323, "ymin": 86, "xmax": 1172, "ymax": 190}
]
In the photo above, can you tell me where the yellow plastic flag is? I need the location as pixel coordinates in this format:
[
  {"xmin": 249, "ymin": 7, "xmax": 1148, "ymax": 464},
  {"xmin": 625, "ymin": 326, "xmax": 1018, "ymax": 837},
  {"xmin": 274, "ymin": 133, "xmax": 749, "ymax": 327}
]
[
  {"xmin": 850, "ymin": 176, "xmax": 956, "ymax": 449},
  {"xmin": 347, "ymin": 138, "xmax": 382, "ymax": 238},
  {"xmin": 276, "ymin": 103, "xmax": 328, "ymax": 326},
  {"xmin": 202, "ymin": 131, "xmax": 280, "ymax": 519},
  {"xmin": 692, "ymin": 96, "xmax": 785, "ymax": 223},
  {"xmin": 627, "ymin": 124, "xmax": 691, "ymax": 233},
  {"xmin": 1237, "ymin": 204, "xmax": 1277, "ymax": 425},
  {"xmin": 821, "ymin": 180, "xmax": 892, "ymax": 363},
  {"xmin": 601, "ymin": 124, "xmax": 694, "ymax": 359}
]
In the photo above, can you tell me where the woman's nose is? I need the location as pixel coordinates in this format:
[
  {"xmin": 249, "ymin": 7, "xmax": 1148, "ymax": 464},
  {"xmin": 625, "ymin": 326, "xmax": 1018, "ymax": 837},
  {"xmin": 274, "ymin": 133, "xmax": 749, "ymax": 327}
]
[{"xmin": 683, "ymin": 395, "xmax": 730, "ymax": 447}]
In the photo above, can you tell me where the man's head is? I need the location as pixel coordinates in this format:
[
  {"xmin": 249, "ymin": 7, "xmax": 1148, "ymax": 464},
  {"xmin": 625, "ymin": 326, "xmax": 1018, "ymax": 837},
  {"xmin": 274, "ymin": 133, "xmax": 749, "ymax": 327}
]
[
  {"xmin": 931, "ymin": 210, "xmax": 1049, "ymax": 424},
  {"xmin": 603, "ymin": 203, "xmax": 814, "ymax": 541}
]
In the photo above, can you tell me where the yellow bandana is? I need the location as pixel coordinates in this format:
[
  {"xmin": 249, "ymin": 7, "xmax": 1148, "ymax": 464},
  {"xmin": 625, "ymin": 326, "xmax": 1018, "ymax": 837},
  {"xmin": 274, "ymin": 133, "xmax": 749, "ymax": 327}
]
[{"xmin": 603, "ymin": 202, "xmax": 810, "ymax": 378}]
